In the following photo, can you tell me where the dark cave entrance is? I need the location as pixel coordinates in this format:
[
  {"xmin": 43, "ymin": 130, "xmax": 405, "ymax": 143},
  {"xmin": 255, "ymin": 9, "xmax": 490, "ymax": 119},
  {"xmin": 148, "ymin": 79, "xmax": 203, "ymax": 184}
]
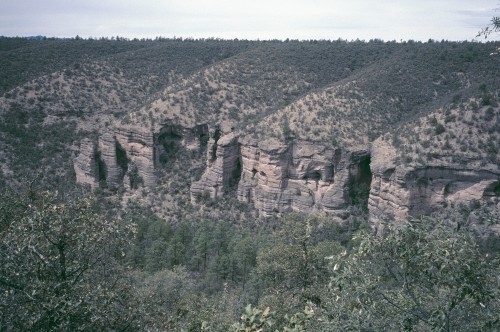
[
  {"xmin": 493, "ymin": 182, "xmax": 500, "ymax": 197},
  {"xmin": 94, "ymin": 147, "xmax": 107, "ymax": 186},
  {"xmin": 158, "ymin": 130, "xmax": 182, "ymax": 165},
  {"xmin": 303, "ymin": 170, "xmax": 322, "ymax": 182},
  {"xmin": 484, "ymin": 181, "xmax": 500, "ymax": 198},
  {"xmin": 115, "ymin": 140, "xmax": 128, "ymax": 178},
  {"xmin": 349, "ymin": 155, "xmax": 372, "ymax": 210},
  {"xmin": 228, "ymin": 157, "xmax": 242, "ymax": 191},
  {"xmin": 199, "ymin": 130, "xmax": 209, "ymax": 149}
]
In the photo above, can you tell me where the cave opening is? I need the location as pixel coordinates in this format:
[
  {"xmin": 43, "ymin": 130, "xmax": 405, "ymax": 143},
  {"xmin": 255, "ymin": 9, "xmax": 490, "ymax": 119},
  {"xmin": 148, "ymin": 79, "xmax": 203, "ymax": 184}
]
[
  {"xmin": 158, "ymin": 130, "xmax": 182, "ymax": 165},
  {"xmin": 304, "ymin": 170, "xmax": 322, "ymax": 182},
  {"xmin": 115, "ymin": 140, "xmax": 128, "ymax": 177},
  {"xmin": 349, "ymin": 155, "xmax": 372, "ymax": 210},
  {"xmin": 493, "ymin": 182, "xmax": 500, "ymax": 197},
  {"xmin": 210, "ymin": 129, "xmax": 221, "ymax": 163},
  {"xmin": 325, "ymin": 165, "xmax": 334, "ymax": 182},
  {"xmin": 484, "ymin": 181, "xmax": 500, "ymax": 197},
  {"xmin": 94, "ymin": 147, "xmax": 107, "ymax": 186},
  {"xmin": 199, "ymin": 131, "xmax": 209, "ymax": 149},
  {"xmin": 229, "ymin": 157, "xmax": 242, "ymax": 191}
]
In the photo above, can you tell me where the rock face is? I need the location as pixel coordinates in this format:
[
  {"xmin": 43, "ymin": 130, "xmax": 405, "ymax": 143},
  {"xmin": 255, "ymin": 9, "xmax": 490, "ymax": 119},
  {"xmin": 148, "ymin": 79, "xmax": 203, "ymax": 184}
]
[
  {"xmin": 190, "ymin": 130, "xmax": 240, "ymax": 199},
  {"xmin": 94, "ymin": 127, "xmax": 156, "ymax": 188},
  {"xmin": 98, "ymin": 132, "xmax": 123, "ymax": 187},
  {"xmin": 74, "ymin": 138, "xmax": 99, "ymax": 189},
  {"xmin": 76, "ymin": 123, "xmax": 499, "ymax": 224},
  {"xmin": 191, "ymin": 134, "xmax": 368, "ymax": 216},
  {"xmin": 369, "ymin": 140, "xmax": 500, "ymax": 231},
  {"xmin": 75, "ymin": 126, "xmax": 156, "ymax": 189},
  {"xmin": 75, "ymin": 123, "xmax": 207, "ymax": 189},
  {"xmin": 114, "ymin": 126, "xmax": 156, "ymax": 187}
]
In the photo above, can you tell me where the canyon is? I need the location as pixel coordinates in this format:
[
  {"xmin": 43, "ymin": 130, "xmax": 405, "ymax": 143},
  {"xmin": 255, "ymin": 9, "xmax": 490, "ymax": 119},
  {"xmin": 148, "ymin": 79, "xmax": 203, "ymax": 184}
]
[
  {"xmin": 2, "ymin": 38, "xmax": 498, "ymax": 230},
  {"xmin": 75, "ymin": 121, "xmax": 500, "ymax": 226}
]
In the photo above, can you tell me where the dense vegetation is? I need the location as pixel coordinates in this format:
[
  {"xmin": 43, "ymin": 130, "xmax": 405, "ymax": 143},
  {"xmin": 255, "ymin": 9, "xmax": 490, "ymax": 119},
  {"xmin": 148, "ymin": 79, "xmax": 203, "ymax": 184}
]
[
  {"xmin": 1, "ymin": 186, "xmax": 498, "ymax": 331},
  {"xmin": 0, "ymin": 37, "xmax": 499, "ymax": 330}
]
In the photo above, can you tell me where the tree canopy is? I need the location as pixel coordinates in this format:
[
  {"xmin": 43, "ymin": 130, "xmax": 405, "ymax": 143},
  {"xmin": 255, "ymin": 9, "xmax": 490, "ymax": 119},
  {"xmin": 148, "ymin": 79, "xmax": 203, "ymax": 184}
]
[{"xmin": 0, "ymin": 188, "xmax": 138, "ymax": 331}]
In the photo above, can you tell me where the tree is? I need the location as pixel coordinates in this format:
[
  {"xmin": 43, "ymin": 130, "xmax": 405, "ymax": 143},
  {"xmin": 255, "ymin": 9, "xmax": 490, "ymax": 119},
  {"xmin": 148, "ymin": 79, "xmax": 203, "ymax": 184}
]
[
  {"xmin": 0, "ymin": 187, "xmax": 138, "ymax": 331},
  {"xmin": 229, "ymin": 234, "xmax": 257, "ymax": 288},
  {"xmin": 477, "ymin": 6, "xmax": 500, "ymax": 39},
  {"xmin": 255, "ymin": 213, "xmax": 344, "ymax": 326},
  {"xmin": 477, "ymin": 3, "xmax": 500, "ymax": 55},
  {"xmin": 323, "ymin": 217, "xmax": 500, "ymax": 331},
  {"xmin": 192, "ymin": 220, "xmax": 213, "ymax": 272},
  {"xmin": 257, "ymin": 213, "xmax": 342, "ymax": 294}
]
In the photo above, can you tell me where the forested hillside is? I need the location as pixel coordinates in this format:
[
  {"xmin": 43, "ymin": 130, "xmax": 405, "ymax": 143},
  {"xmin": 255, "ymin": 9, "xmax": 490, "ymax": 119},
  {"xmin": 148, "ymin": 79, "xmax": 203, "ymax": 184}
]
[{"xmin": 0, "ymin": 37, "xmax": 499, "ymax": 331}]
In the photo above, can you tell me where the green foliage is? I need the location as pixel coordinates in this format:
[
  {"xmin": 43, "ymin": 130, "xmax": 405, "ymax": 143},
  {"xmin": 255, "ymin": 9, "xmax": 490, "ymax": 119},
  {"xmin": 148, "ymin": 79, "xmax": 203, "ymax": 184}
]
[
  {"xmin": 255, "ymin": 213, "xmax": 345, "ymax": 329},
  {"xmin": 434, "ymin": 122, "xmax": 446, "ymax": 135},
  {"xmin": 125, "ymin": 203, "xmax": 261, "ymax": 293},
  {"xmin": 2, "ymin": 37, "xmax": 500, "ymax": 331},
  {"xmin": 231, "ymin": 305, "xmax": 314, "ymax": 332},
  {"xmin": 128, "ymin": 163, "xmax": 144, "ymax": 189},
  {"xmin": 0, "ymin": 187, "xmax": 138, "ymax": 331},
  {"xmin": 280, "ymin": 306, "xmax": 314, "ymax": 332},
  {"xmin": 231, "ymin": 305, "xmax": 274, "ymax": 332},
  {"xmin": 323, "ymin": 217, "xmax": 500, "ymax": 331},
  {"xmin": 0, "ymin": 103, "xmax": 79, "ymax": 189}
]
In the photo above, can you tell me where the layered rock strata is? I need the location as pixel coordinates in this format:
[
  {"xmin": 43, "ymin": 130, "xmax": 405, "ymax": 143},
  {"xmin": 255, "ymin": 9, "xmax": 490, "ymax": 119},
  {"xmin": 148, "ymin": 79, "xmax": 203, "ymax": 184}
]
[
  {"xmin": 75, "ymin": 123, "xmax": 207, "ymax": 189},
  {"xmin": 191, "ymin": 134, "xmax": 365, "ymax": 216},
  {"xmin": 369, "ymin": 140, "xmax": 500, "ymax": 231},
  {"xmin": 75, "ymin": 124, "xmax": 500, "ymax": 224},
  {"xmin": 75, "ymin": 127, "xmax": 156, "ymax": 189},
  {"xmin": 74, "ymin": 138, "xmax": 99, "ymax": 189},
  {"xmin": 98, "ymin": 132, "xmax": 123, "ymax": 187},
  {"xmin": 114, "ymin": 126, "xmax": 156, "ymax": 187},
  {"xmin": 190, "ymin": 131, "xmax": 240, "ymax": 199}
]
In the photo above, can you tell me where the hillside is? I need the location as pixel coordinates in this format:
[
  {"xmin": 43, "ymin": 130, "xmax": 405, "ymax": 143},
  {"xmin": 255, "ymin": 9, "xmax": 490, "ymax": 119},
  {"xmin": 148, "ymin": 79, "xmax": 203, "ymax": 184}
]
[
  {"xmin": 1, "ymin": 36, "xmax": 500, "ymax": 332},
  {"xmin": 1, "ymin": 38, "xmax": 499, "ymax": 225}
]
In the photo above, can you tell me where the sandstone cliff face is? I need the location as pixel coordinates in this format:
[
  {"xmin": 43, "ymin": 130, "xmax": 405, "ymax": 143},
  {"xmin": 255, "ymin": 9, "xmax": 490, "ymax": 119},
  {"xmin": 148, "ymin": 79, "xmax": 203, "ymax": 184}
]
[
  {"xmin": 98, "ymin": 132, "xmax": 123, "ymax": 188},
  {"xmin": 190, "ymin": 131, "xmax": 239, "ymax": 199},
  {"xmin": 75, "ymin": 127, "xmax": 155, "ymax": 189},
  {"xmin": 369, "ymin": 140, "xmax": 500, "ymax": 231},
  {"xmin": 75, "ymin": 123, "xmax": 207, "ymax": 189},
  {"xmin": 238, "ymin": 138, "xmax": 354, "ymax": 216},
  {"xmin": 76, "ymin": 122, "xmax": 500, "ymax": 224},
  {"xmin": 74, "ymin": 138, "xmax": 99, "ymax": 189},
  {"xmin": 114, "ymin": 126, "xmax": 156, "ymax": 187},
  {"xmin": 191, "ymin": 133, "xmax": 366, "ymax": 216}
]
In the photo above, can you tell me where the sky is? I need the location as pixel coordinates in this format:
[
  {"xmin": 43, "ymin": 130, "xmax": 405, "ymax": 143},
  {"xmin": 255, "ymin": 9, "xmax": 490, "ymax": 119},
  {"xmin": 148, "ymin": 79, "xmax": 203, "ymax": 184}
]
[{"xmin": 0, "ymin": 0, "xmax": 499, "ymax": 41}]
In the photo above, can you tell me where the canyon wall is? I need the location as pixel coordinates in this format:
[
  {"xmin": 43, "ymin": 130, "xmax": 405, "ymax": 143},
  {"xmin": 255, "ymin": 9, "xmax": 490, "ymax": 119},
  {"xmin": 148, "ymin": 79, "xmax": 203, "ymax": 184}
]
[
  {"xmin": 191, "ymin": 134, "xmax": 369, "ymax": 216},
  {"xmin": 192, "ymin": 132, "xmax": 499, "ymax": 220},
  {"xmin": 369, "ymin": 140, "xmax": 500, "ymax": 231},
  {"xmin": 74, "ymin": 123, "xmax": 206, "ymax": 190},
  {"xmin": 76, "ymin": 125, "xmax": 499, "ymax": 225},
  {"xmin": 74, "ymin": 138, "xmax": 99, "ymax": 189}
]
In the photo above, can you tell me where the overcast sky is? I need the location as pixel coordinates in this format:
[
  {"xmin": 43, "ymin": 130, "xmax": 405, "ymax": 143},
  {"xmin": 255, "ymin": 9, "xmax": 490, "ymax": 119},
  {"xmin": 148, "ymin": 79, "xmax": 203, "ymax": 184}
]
[{"xmin": 1, "ymin": 0, "xmax": 499, "ymax": 41}]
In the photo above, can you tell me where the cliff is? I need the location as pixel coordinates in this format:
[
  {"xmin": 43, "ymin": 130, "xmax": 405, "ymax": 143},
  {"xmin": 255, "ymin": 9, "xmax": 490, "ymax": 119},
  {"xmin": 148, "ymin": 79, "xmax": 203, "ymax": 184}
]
[
  {"xmin": 369, "ymin": 139, "xmax": 500, "ymax": 232},
  {"xmin": 74, "ymin": 138, "xmax": 99, "ymax": 189},
  {"xmin": 190, "ymin": 124, "xmax": 499, "ymax": 222},
  {"xmin": 74, "ymin": 123, "xmax": 207, "ymax": 190},
  {"xmin": 191, "ymin": 133, "xmax": 370, "ymax": 216},
  {"xmin": 67, "ymin": 40, "xmax": 499, "ymax": 226},
  {"xmin": 75, "ymin": 119, "xmax": 499, "ymax": 227}
]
